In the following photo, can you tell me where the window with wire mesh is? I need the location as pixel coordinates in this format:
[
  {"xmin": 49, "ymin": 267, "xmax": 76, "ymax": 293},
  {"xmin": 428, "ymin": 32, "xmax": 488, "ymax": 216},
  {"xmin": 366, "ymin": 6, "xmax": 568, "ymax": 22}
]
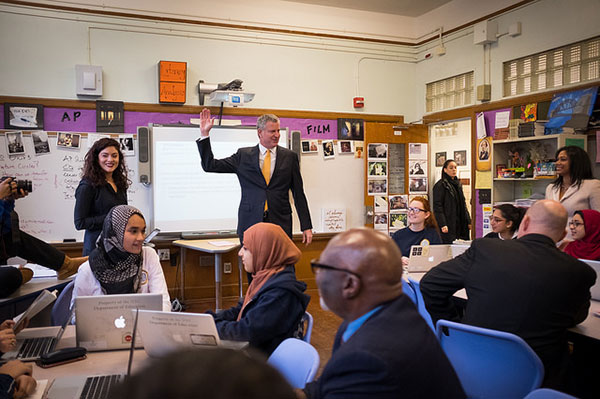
[
  {"xmin": 426, "ymin": 71, "xmax": 474, "ymax": 113},
  {"xmin": 503, "ymin": 36, "xmax": 600, "ymax": 97}
]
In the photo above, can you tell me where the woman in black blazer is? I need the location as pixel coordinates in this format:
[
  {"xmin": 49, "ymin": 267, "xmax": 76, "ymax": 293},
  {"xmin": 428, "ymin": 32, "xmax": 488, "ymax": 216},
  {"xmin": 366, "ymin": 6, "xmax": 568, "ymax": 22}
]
[{"xmin": 433, "ymin": 159, "xmax": 471, "ymax": 244}]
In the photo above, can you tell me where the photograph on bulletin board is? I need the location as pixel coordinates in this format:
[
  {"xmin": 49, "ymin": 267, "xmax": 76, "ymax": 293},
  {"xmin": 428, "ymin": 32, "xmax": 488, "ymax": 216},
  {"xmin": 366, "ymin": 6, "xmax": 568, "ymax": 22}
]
[
  {"xmin": 368, "ymin": 143, "xmax": 387, "ymax": 159},
  {"xmin": 32, "ymin": 131, "xmax": 50, "ymax": 156},
  {"xmin": 389, "ymin": 195, "xmax": 408, "ymax": 210},
  {"xmin": 301, "ymin": 140, "xmax": 319, "ymax": 153},
  {"xmin": 4, "ymin": 103, "xmax": 44, "ymax": 130},
  {"xmin": 6, "ymin": 132, "xmax": 25, "ymax": 155},
  {"xmin": 409, "ymin": 160, "xmax": 426, "ymax": 176},
  {"xmin": 322, "ymin": 140, "xmax": 335, "ymax": 158},
  {"xmin": 454, "ymin": 150, "xmax": 467, "ymax": 166},
  {"xmin": 408, "ymin": 177, "xmax": 427, "ymax": 193},
  {"xmin": 374, "ymin": 212, "xmax": 388, "ymax": 230},
  {"xmin": 368, "ymin": 161, "xmax": 387, "ymax": 177},
  {"xmin": 389, "ymin": 212, "xmax": 408, "ymax": 230},
  {"xmin": 476, "ymin": 137, "xmax": 491, "ymax": 171},
  {"xmin": 368, "ymin": 178, "xmax": 387, "ymax": 196},
  {"xmin": 337, "ymin": 118, "xmax": 364, "ymax": 140},
  {"xmin": 374, "ymin": 196, "xmax": 388, "ymax": 212},
  {"xmin": 338, "ymin": 140, "xmax": 353, "ymax": 154}
]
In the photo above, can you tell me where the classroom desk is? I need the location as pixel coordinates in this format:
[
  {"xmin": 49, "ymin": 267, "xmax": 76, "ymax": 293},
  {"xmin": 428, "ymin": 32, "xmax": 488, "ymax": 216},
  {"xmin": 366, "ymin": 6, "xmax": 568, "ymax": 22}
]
[
  {"xmin": 172, "ymin": 238, "xmax": 241, "ymax": 310},
  {"xmin": 568, "ymin": 300, "xmax": 600, "ymax": 341},
  {"xmin": 407, "ymin": 272, "xmax": 600, "ymax": 341},
  {"xmin": 32, "ymin": 326, "xmax": 150, "ymax": 382},
  {"xmin": 0, "ymin": 277, "xmax": 71, "ymax": 325}
]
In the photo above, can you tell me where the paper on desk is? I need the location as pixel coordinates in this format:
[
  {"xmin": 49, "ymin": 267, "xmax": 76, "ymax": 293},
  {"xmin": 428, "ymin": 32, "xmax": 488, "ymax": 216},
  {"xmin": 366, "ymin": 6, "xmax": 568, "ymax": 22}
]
[
  {"xmin": 208, "ymin": 241, "xmax": 236, "ymax": 247},
  {"xmin": 27, "ymin": 263, "xmax": 58, "ymax": 278},
  {"xmin": 29, "ymin": 378, "xmax": 48, "ymax": 399}
]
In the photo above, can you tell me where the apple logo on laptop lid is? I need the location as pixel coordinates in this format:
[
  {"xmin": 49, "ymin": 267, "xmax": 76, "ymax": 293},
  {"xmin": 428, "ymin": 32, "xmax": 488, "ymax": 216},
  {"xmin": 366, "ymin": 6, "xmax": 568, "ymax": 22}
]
[{"xmin": 114, "ymin": 315, "xmax": 126, "ymax": 329}]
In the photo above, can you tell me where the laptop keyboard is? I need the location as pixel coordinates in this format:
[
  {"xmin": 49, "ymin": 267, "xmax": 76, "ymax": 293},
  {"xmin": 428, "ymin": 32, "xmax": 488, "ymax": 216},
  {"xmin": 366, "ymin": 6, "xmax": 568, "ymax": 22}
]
[
  {"xmin": 80, "ymin": 374, "xmax": 123, "ymax": 399},
  {"xmin": 17, "ymin": 337, "xmax": 54, "ymax": 359}
]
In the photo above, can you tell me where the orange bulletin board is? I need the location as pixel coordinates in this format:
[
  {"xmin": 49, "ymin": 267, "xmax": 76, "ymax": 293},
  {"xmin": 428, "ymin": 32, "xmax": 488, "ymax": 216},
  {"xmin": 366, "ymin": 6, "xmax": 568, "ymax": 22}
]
[{"xmin": 158, "ymin": 61, "xmax": 186, "ymax": 104}]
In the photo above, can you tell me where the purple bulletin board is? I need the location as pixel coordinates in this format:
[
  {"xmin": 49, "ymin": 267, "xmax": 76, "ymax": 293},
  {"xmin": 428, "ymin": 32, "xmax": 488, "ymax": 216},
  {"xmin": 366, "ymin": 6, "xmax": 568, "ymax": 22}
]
[
  {"xmin": 483, "ymin": 108, "xmax": 512, "ymax": 136},
  {"xmin": 1, "ymin": 106, "xmax": 339, "ymax": 141}
]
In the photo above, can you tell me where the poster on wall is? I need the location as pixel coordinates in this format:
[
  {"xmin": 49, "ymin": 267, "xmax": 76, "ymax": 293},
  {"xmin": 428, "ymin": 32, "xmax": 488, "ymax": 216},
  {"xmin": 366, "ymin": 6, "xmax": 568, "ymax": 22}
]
[
  {"xmin": 476, "ymin": 137, "xmax": 491, "ymax": 171},
  {"xmin": 388, "ymin": 143, "xmax": 405, "ymax": 194}
]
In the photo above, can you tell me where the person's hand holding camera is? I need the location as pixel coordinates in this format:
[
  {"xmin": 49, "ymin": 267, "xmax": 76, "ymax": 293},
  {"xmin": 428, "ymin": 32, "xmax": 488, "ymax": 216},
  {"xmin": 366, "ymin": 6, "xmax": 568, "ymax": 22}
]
[{"xmin": 0, "ymin": 177, "xmax": 15, "ymax": 200}]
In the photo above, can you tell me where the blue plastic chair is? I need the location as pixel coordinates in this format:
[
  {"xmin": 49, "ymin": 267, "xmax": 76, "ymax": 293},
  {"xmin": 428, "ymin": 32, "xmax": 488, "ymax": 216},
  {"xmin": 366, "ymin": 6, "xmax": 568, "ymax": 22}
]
[
  {"xmin": 402, "ymin": 278, "xmax": 417, "ymax": 304},
  {"xmin": 268, "ymin": 338, "xmax": 320, "ymax": 389},
  {"xmin": 437, "ymin": 319, "xmax": 544, "ymax": 399},
  {"xmin": 407, "ymin": 277, "xmax": 435, "ymax": 331},
  {"xmin": 524, "ymin": 388, "xmax": 577, "ymax": 399},
  {"xmin": 301, "ymin": 312, "xmax": 314, "ymax": 343},
  {"xmin": 50, "ymin": 280, "xmax": 75, "ymax": 326}
]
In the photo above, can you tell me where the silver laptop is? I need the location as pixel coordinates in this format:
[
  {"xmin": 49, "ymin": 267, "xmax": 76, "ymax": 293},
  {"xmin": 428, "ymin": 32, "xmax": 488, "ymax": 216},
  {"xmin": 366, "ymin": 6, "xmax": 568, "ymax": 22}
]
[
  {"xmin": 137, "ymin": 310, "xmax": 221, "ymax": 357},
  {"xmin": 75, "ymin": 293, "xmax": 162, "ymax": 351},
  {"xmin": 407, "ymin": 245, "xmax": 452, "ymax": 273},
  {"xmin": 1, "ymin": 308, "xmax": 72, "ymax": 362},
  {"xmin": 46, "ymin": 309, "xmax": 140, "ymax": 399},
  {"xmin": 580, "ymin": 259, "xmax": 600, "ymax": 301}
]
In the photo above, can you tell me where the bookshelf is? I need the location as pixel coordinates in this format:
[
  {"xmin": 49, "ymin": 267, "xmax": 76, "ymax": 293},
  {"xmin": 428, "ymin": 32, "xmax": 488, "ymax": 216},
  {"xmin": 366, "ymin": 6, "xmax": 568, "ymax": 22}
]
[{"xmin": 491, "ymin": 134, "xmax": 587, "ymax": 204}]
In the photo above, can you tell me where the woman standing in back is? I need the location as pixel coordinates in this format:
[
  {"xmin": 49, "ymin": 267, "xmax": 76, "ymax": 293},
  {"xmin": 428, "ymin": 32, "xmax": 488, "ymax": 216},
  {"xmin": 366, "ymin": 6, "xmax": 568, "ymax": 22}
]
[
  {"xmin": 545, "ymin": 146, "xmax": 600, "ymax": 239},
  {"xmin": 75, "ymin": 138, "xmax": 129, "ymax": 255},
  {"xmin": 433, "ymin": 159, "xmax": 471, "ymax": 244}
]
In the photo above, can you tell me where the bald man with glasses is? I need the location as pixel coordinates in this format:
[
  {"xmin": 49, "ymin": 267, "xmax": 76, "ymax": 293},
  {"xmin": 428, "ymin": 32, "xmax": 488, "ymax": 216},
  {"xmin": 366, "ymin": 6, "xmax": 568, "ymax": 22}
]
[{"xmin": 300, "ymin": 228, "xmax": 465, "ymax": 399}]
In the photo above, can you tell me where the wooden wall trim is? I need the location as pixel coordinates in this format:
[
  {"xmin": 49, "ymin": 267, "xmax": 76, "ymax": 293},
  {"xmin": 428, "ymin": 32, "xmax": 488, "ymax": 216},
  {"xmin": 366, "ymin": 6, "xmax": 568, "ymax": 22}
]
[
  {"xmin": 0, "ymin": 96, "xmax": 403, "ymax": 123},
  {"xmin": 1, "ymin": 0, "xmax": 535, "ymax": 47}
]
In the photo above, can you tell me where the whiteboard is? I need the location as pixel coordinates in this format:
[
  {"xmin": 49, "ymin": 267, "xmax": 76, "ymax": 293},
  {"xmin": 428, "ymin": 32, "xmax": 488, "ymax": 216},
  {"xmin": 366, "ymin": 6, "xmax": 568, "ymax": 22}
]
[
  {"xmin": 0, "ymin": 131, "xmax": 152, "ymax": 242},
  {"xmin": 150, "ymin": 125, "xmax": 364, "ymax": 235}
]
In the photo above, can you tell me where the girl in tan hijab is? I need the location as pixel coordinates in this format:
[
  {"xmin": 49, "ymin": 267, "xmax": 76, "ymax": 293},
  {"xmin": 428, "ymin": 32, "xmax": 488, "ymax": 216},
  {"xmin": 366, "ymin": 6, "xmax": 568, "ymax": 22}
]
[{"xmin": 207, "ymin": 223, "xmax": 310, "ymax": 355}]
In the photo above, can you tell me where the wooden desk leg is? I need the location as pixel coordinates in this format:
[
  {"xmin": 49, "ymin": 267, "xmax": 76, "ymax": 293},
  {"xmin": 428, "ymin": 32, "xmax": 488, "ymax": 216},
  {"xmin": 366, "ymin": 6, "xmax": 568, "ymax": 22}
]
[
  {"xmin": 215, "ymin": 253, "xmax": 222, "ymax": 311},
  {"xmin": 180, "ymin": 248, "xmax": 186, "ymax": 301},
  {"xmin": 238, "ymin": 255, "xmax": 243, "ymax": 299}
]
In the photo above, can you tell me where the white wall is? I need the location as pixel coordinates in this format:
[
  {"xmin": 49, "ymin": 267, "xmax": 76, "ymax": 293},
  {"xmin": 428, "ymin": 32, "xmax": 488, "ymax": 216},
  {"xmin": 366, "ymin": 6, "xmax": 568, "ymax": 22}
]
[
  {"xmin": 0, "ymin": 4, "xmax": 417, "ymax": 117},
  {"xmin": 416, "ymin": 0, "xmax": 600, "ymax": 118},
  {"xmin": 1, "ymin": 0, "xmax": 599, "ymax": 122}
]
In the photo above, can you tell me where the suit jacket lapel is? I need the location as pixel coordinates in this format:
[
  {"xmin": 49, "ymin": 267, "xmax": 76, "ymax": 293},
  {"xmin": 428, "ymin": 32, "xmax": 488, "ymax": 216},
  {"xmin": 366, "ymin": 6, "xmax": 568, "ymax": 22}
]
[{"xmin": 271, "ymin": 146, "xmax": 284, "ymax": 182}]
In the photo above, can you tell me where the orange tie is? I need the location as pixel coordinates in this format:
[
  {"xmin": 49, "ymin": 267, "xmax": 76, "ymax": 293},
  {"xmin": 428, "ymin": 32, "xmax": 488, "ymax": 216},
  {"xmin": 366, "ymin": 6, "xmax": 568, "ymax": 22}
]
[{"xmin": 262, "ymin": 149, "xmax": 271, "ymax": 211}]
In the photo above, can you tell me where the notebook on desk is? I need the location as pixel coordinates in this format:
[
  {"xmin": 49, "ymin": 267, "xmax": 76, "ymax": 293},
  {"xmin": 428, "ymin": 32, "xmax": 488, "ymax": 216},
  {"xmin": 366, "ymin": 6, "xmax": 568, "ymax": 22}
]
[
  {"xmin": 75, "ymin": 293, "xmax": 162, "ymax": 351},
  {"xmin": 407, "ymin": 245, "xmax": 452, "ymax": 273},
  {"xmin": 581, "ymin": 259, "xmax": 600, "ymax": 301},
  {"xmin": 1, "ymin": 308, "xmax": 72, "ymax": 362},
  {"xmin": 46, "ymin": 309, "xmax": 140, "ymax": 399}
]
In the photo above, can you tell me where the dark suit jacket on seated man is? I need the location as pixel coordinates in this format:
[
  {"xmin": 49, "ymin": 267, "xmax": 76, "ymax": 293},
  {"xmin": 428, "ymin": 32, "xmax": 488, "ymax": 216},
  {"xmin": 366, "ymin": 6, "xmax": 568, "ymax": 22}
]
[
  {"xmin": 420, "ymin": 200, "xmax": 596, "ymax": 390},
  {"xmin": 301, "ymin": 228, "xmax": 465, "ymax": 399},
  {"xmin": 196, "ymin": 109, "xmax": 313, "ymax": 244}
]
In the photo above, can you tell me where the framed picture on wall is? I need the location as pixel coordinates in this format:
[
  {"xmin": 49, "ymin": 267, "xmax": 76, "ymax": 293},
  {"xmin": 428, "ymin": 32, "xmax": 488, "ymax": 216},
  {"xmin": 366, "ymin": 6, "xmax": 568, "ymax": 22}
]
[
  {"xmin": 454, "ymin": 150, "xmax": 467, "ymax": 166},
  {"xmin": 4, "ymin": 103, "xmax": 44, "ymax": 130},
  {"xmin": 435, "ymin": 151, "xmax": 447, "ymax": 166}
]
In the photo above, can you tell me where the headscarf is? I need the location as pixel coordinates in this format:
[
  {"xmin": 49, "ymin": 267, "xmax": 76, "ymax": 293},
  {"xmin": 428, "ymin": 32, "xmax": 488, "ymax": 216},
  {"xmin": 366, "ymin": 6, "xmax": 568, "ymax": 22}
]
[
  {"xmin": 237, "ymin": 223, "xmax": 301, "ymax": 320},
  {"xmin": 564, "ymin": 209, "xmax": 600, "ymax": 261},
  {"xmin": 89, "ymin": 205, "xmax": 145, "ymax": 294}
]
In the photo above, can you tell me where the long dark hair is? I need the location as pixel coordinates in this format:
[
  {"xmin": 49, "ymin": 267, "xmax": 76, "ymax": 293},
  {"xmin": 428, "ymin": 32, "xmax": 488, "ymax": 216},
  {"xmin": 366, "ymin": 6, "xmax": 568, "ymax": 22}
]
[
  {"xmin": 441, "ymin": 159, "xmax": 457, "ymax": 180},
  {"xmin": 495, "ymin": 204, "xmax": 526, "ymax": 234},
  {"xmin": 82, "ymin": 138, "xmax": 130, "ymax": 191},
  {"xmin": 552, "ymin": 146, "xmax": 593, "ymax": 189}
]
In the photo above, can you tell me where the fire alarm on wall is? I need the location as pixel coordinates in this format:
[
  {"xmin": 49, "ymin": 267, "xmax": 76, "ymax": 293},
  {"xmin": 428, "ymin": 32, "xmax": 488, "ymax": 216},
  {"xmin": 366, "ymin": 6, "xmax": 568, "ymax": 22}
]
[{"xmin": 353, "ymin": 97, "xmax": 365, "ymax": 108}]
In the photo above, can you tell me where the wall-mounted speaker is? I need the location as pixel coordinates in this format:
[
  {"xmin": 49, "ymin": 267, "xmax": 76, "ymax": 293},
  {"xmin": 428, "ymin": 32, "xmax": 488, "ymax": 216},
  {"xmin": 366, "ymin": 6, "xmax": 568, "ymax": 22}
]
[{"xmin": 137, "ymin": 126, "xmax": 151, "ymax": 185}]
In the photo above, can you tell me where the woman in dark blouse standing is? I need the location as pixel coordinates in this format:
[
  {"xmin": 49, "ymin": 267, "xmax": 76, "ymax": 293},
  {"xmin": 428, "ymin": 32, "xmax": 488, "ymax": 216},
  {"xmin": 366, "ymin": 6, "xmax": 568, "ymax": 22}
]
[{"xmin": 75, "ymin": 138, "xmax": 129, "ymax": 255}]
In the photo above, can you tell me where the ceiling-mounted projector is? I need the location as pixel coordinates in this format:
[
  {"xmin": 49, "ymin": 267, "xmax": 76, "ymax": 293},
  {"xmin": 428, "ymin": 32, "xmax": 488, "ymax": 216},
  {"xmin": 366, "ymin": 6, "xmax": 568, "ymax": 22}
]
[
  {"xmin": 198, "ymin": 79, "xmax": 255, "ymax": 107},
  {"xmin": 207, "ymin": 91, "xmax": 255, "ymax": 106}
]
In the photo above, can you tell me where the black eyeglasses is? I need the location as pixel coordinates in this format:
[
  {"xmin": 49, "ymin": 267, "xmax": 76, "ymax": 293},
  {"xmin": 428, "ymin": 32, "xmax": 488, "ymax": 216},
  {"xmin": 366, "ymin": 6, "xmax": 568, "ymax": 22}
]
[
  {"xmin": 310, "ymin": 259, "xmax": 361, "ymax": 278},
  {"xmin": 407, "ymin": 207, "xmax": 426, "ymax": 213}
]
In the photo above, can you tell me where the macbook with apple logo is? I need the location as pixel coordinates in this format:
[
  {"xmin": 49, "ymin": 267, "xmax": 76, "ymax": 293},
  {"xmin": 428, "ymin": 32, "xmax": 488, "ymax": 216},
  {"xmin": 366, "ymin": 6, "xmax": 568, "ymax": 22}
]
[{"xmin": 74, "ymin": 293, "xmax": 162, "ymax": 351}]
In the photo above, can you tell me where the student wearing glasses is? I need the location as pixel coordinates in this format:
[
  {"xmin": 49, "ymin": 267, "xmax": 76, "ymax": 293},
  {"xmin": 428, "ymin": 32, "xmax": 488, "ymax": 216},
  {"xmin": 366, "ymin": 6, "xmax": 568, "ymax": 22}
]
[
  {"xmin": 484, "ymin": 204, "xmax": 525, "ymax": 240},
  {"xmin": 206, "ymin": 223, "xmax": 309, "ymax": 355},
  {"xmin": 563, "ymin": 209, "xmax": 600, "ymax": 261},
  {"xmin": 391, "ymin": 196, "xmax": 441, "ymax": 267}
]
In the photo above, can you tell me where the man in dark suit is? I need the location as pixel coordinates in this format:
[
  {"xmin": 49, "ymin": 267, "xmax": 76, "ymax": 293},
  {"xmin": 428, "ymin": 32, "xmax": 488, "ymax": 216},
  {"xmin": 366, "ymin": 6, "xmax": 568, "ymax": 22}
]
[
  {"xmin": 421, "ymin": 200, "xmax": 596, "ymax": 390},
  {"xmin": 196, "ymin": 108, "xmax": 313, "ymax": 245},
  {"xmin": 302, "ymin": 228, "xmax": 465, "ymax": 399}
]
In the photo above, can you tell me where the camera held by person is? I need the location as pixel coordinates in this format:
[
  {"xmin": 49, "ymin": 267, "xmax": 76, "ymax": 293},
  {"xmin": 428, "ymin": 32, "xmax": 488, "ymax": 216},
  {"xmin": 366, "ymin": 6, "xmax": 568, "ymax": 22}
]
[{"xmin": 0, "ymin": 177, "xmax": 32, "ymax": 192}]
